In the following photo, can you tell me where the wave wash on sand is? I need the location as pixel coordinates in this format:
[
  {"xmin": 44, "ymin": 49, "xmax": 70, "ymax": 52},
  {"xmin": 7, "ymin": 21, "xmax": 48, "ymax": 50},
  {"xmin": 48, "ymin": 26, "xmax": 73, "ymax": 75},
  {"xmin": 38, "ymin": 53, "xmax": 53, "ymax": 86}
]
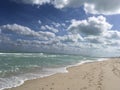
[
  {"xmin": 5, "ymin": 58, "xmax": 120, "ymax": 90},
  {"xmin": 0, "ymin": 53, "xmax": 99, "ymax": 90}
]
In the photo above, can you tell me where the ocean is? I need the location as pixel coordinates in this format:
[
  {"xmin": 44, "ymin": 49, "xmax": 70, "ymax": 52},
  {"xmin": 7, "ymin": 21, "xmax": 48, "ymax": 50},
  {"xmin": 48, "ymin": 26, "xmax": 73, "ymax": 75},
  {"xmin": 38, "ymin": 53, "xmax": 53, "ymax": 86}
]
[{"xmin": 0, "ymin": 53, "xmax": 99, "ymax": 90}]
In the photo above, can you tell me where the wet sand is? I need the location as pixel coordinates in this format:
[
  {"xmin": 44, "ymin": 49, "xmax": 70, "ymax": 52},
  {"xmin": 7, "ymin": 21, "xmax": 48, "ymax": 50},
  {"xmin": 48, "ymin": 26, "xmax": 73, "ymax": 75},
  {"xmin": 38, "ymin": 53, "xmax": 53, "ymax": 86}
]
[{"xmin": 6, "ymin": 58, "xmax": 120, "ymax": 90}]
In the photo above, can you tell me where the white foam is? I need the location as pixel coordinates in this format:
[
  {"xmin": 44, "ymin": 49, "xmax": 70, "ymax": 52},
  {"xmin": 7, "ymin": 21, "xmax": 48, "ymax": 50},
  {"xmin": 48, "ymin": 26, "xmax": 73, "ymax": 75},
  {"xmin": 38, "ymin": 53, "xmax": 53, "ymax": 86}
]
[
  {"xmin": 64, "ymin": 58, "xmax": 109, "ymax": 72},
  {"xmin": 0, "ymin": 77, "xmax": 24, "ymax": 90},
  {"xmin": 0, "ymin": 53, "xmax": 4, "ymax": 55},
  {"xmin": 0, "ymin": 67, "xmax": 68, "ymax": 90}
]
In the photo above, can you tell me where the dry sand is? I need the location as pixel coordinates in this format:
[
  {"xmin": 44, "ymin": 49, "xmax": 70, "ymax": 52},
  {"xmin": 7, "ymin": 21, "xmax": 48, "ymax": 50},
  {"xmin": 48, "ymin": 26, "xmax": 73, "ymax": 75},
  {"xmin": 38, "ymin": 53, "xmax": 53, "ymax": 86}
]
[{"xmin": 6, "ymin": 58, "xmax": 120, "ymax": 90}]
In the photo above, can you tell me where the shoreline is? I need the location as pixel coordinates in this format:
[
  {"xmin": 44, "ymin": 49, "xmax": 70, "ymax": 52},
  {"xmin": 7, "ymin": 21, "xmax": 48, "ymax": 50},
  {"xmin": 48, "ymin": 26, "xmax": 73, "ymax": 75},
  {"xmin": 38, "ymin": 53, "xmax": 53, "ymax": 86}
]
[
  {"xmin": 2, "ymin": 58, "xmax": 105, "ymax": 90},
  {"xmin": 5, "ymin": 58, "xmax": 120, "ymax": 90}
]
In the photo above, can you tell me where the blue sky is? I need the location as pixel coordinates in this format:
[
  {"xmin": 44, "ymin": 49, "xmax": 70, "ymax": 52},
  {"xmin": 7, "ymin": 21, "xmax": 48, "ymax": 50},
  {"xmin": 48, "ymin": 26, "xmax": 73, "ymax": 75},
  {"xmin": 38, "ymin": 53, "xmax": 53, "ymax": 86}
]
[{"xmin": 0, "ymin": 0, "xmax": 120, "ymax": 57}]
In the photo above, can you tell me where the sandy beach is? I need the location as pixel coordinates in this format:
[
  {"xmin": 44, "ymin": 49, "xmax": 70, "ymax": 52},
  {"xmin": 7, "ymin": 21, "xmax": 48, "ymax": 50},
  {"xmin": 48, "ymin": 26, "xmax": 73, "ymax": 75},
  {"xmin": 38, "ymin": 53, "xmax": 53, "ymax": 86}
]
[{"xmin": 6, "ymin": 58, "xmax": 120, "ymax": 90}]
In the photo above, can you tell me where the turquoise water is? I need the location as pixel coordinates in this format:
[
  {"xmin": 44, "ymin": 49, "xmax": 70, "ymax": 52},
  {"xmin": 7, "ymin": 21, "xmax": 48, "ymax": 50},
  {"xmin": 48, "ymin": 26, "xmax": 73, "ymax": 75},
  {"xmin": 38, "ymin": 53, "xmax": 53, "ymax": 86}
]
[{"xmin": 0, "ymin": 53, "xmax": 97, "ymax": 90}]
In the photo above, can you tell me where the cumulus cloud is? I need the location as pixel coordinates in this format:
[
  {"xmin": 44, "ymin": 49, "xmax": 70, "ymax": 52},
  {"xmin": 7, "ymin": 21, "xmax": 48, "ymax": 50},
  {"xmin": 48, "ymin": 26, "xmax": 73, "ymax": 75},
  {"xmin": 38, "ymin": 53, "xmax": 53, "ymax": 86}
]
[
  {"xmin": 68, "ymin": 16, "xmax": 112, "ymax": 36},
  {"xmin": 38, "ymin": 20, "xmax": 42, "ymax": 25},
  {"xmin": 0, "ymin": 24, "xmax": 39, "ymax": 36},
  {"xmin": 0, "ymin": 24, "xmax": 55, "ymax": 40},
  {"xmin": 104, "ymin": 31, "xmax": 120, "ymax": 39},
  {"xmin": 67, "ymin": 15, "xmax": 120, "ymax": 50},
  {"xmin": 83, "ymin": 0, "xmax": 120, "ymax": 15},
  {"xmin": 12, "ymin": 0, "xmax": 69, "ymax": 8},
  {"xmin": 66, "ymin": 0, "xmax": 120, "ymax": 15},
  {"xmin": 41, "ymin": 25, "xmax": 59, "ymax": 33},
  {"xmin": 57, "ymin": 34, "xmax": 83, "ymax": 43},
  {"xmin": 52, "ymin": 22, "xmax": 61, "ymax": 28},
  {"xmin": 11, "ymin": 0, "xmax": 120, "ymax": 15},
  {"xmin": 12, "ymin": 0, "xmax": 51, "ymax": 5},
  {"xmin": 84, "ymin": 36, "xmax": 105, "ymax": 44}
]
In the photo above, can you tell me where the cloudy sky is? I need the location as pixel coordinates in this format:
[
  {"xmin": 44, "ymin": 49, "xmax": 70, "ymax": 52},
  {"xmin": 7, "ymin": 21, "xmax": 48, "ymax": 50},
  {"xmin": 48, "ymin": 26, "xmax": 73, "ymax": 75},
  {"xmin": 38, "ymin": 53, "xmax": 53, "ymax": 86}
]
[{"xmin": 0, "ymin": 0, "xmax": 120, "ymax": 57}]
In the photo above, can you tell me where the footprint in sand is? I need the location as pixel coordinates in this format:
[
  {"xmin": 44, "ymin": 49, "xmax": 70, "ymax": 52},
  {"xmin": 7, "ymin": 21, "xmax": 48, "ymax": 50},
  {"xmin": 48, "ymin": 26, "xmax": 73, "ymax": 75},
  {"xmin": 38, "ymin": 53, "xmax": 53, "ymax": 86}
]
[
  {"xmin": 41, "ymin": 88, "xmax": 44, "ymax": 90},
  {"xmin": 50, "ymin": 87, "xmax": 54, "ymax": 90},
  {"xmin": 51, "ymin": 83, "xmax": 54, "ymax": 85},
  {"xmin": 97, "ymin": 86, "xmax": 102, "ymax": 90},
  {"xmin": 46, "ymin": 85, "xmax": 48, "ymax": 86},
  {"xmin": 67, "ymin": 88, "xmax": 70, "ymax": 90},
  {"xmin": 80, "ymin": 86, "xmax": 87, "ymax": 90}
]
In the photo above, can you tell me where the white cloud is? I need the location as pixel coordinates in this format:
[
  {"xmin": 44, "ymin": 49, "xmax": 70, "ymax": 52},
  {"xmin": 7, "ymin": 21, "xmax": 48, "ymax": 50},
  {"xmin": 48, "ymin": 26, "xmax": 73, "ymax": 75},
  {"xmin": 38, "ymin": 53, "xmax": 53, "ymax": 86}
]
[
  {"xmin": 38, "ymin": 31, "xmax": 55, "ymax": 38},
  {"xmin": 12, "ymin": 0, "xmax": 51, "ymax": 5},
  {"xmin": 104, "ymin": 30, "xmax": 120, "ymax": 39},
  {"xmin": 53, "ymin": 0, "xmax": 69, "ymax": 8},
  {"xmin": 57, "ymin": 34, "xmax": 83, "ymax": 43},
  {"xmin": 68, "ymin": 16, "xmax": 112, "ymax": 36},
  {"xmin": 84, "ymin": 36, "xmax": 105, "ymax": 44},
  {"xmin": 0, "ymin": 35, "xmax": 11, "ymax": 43},
  {"xmin": 40, "ymin": 26, "xmax": 46, "ymax": 30},
  {"xmin": 83, "ymin": 1, "xmax": 120, "ymax": 15},
  {"xmin": 40, "ymin": 25, "xmax": 59, "ymax": 33},
  {"xmin": 12, "ymin": 0, "xmax": 120, "ymax": 15},
  {"xmin": 67, "ymin": 15, "xmax": 120, "ymax": 50},
  {"xmin": 38, "ymin": 20, "xmax": 42, "ymax": 25},
  {"xmin": 0, "ymin": 24, "xmax": 39, "ymax": 36},
  {"xmin": 0, "ymin": 24, "xmax": 55, "ymax": 40},
  {"xmin": 52, "ymin": 22, "xmax": 61, "ymax": 28},
  {"xmin": 65, "ymin": 0, "xmax": 120, "ymax": 15}
]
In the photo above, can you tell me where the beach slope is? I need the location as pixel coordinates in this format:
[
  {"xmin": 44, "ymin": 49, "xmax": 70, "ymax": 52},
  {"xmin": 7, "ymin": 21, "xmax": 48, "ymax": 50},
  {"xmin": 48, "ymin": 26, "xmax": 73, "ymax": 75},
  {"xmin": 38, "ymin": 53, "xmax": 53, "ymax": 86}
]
[{"xmin": 6, "ymin": 58, "xmax": 120, "ymax": 90}]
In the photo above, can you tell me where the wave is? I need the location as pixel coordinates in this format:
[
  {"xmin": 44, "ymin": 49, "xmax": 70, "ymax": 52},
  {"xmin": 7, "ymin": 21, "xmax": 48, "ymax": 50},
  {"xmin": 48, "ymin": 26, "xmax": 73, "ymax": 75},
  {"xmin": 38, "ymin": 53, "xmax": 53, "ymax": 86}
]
[
  {"xmin": 0, "ymin": 53, "xmax": 47, "ymax": 58},
  {"xmin": 0, "ymin": 53, "xmax": 65, "ymax": 58},
  {"xmin": 0, "ymin": 67, "xmax": 67, "ymax": 90}
]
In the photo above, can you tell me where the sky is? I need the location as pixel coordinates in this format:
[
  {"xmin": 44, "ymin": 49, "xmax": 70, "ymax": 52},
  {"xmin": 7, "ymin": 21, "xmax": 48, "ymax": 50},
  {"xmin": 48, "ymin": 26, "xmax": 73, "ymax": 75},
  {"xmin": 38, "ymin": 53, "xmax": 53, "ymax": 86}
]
[{"xmin": 0, "ymin": 0, "xmax": 120, "ymax": 57}]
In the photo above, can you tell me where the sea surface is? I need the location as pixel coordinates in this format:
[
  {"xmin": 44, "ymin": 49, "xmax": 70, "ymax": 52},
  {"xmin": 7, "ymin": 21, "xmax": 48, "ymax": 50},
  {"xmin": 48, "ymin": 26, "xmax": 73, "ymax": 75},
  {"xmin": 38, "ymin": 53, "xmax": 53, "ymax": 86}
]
[{"xmin": 0, "ymin": 53, "xmax": 99, "ymax": 90}]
